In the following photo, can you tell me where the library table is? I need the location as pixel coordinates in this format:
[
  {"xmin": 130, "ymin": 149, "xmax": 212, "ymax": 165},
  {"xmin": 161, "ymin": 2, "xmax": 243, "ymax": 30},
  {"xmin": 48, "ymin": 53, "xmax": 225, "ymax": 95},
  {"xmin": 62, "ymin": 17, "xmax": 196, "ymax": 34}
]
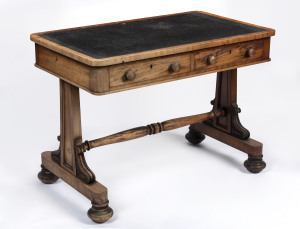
[{"xmin": 30, "ymin": 11, "xmax": 275, "ymax": 223}]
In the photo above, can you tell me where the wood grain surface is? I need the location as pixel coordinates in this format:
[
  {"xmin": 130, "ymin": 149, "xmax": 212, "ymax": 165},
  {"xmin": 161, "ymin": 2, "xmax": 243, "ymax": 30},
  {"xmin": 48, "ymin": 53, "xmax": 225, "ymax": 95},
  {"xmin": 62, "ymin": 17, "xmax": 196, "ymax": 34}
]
[{"xmin": 190, "ymin": 122, "xmax": 262, "ymax": 156}]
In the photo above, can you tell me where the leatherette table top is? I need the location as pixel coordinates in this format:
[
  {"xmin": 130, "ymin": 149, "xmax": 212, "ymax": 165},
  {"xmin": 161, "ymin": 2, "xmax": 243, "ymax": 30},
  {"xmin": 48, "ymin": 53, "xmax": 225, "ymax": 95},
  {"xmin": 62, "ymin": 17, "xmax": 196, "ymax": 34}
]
[{"xmin": 39, "ymin": 12, "xmax": 265, "ymax": 59}]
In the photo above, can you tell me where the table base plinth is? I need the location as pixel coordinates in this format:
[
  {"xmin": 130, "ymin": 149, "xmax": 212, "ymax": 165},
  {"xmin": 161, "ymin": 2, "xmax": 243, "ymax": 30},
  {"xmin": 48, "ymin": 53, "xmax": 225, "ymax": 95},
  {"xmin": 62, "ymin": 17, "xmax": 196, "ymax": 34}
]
[
  {"xmin": 187, "ymin": 122, "xmax": 265, "ymax": 173},
  {"xmin": 39, "ymin": 151, "xmax": 113, "ymax": 223}
]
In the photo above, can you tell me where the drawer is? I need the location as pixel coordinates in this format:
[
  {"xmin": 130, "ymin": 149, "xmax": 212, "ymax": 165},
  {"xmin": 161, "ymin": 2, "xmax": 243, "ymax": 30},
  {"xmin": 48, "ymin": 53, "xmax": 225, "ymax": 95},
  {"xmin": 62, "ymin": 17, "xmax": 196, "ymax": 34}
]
[
  {"xmin": 194, "ymin": 39, "xmax": 265, "ymax": 72},
  {"xmin": 36, "ymin": 39, "xmax": 269, "ymax": 96},
  {"xmin": 109, "ymin": 53, "xmax": 191, "ymax": 88}
]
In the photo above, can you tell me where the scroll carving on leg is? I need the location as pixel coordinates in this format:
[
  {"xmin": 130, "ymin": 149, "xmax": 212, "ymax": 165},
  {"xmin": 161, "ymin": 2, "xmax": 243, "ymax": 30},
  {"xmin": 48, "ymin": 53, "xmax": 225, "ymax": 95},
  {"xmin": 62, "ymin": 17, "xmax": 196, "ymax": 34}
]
[
  {"xmin": 207, "ymin": 69, "xmax": 250, "ymax": 140},
  {"xmin": 74, "ymin": 137, "xmax": 95, "ymax": 184},
  {"xmin": 231, "ymin": 103, "xmax": 250, "ymax": 139}
]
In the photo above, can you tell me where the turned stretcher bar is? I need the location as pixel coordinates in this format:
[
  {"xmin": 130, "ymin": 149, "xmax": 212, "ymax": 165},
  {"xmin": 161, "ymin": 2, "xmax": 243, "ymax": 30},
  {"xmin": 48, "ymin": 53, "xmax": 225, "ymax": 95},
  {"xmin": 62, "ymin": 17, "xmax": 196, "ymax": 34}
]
[{"xmin": 77, "ymin": 109, "xmax": 224, "ymax": 153}]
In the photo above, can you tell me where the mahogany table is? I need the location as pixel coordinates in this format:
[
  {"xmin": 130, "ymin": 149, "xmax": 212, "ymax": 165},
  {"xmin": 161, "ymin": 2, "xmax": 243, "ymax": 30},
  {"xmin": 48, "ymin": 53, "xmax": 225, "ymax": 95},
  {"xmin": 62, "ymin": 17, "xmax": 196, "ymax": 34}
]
[{"xmin": 30, "ymin": 11, "xmax": 275, "ymax": 223}]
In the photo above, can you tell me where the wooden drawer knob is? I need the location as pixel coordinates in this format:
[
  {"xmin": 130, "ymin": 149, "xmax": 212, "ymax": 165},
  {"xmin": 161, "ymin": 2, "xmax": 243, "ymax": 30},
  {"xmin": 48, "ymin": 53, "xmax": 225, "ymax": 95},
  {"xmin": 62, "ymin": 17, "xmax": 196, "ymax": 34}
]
[
  {"xmin": 123, "ymin": 70, "xmax": 136, "ymax": 81},
  {"xmin": 169, "ymin": 62, "xmax": 181, "ymax": 72},
  {"xmin": 207, "ymin": 55, "xmax": 216, "ymax": 65},
  {"xmin": 246, "ymin": 48, "xmax": 255, "ymax": 57}
]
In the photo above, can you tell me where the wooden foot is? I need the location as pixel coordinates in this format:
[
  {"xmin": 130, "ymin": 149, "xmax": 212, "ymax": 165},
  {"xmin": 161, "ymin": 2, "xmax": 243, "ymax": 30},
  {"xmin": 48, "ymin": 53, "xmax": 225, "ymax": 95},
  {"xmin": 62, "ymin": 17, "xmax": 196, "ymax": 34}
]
[
  {"xmin": 185, "ymin": 129, "xmax": 205, "ymax": 145},
  {"xmin": 38, "ymin": 164, "xmax": 59, "ymax": 184},
  {"xmin": 244, "ymin": 155, "xmax": 266, "ymax": 173},
  {"xmin": 88, "ymin": 201, "xmax": 114, "ymax": 224}
]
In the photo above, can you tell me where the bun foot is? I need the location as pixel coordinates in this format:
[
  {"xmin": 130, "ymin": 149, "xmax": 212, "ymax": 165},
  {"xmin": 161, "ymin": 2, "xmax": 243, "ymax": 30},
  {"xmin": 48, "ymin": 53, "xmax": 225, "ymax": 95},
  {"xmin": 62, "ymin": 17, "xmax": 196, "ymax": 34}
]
[
  {"xmin": 88, "ymin": 201, "xmax": 113, "ymax": 223},
  {"xmin": 185, "ymin": 129, "xmax": 205, "ymax": 145},
  {"xmin": 38, "ymin": 165, "xmax": 59, "ymax": 184},
  {"xmin": 244, "ymin": 155, "xmax": 266, "ymax": 173}
]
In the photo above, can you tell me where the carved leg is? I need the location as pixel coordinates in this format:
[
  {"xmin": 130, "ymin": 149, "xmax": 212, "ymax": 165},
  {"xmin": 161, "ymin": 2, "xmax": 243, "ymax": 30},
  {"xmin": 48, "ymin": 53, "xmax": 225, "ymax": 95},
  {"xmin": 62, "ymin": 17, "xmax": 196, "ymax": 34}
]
[
  {"xmin": 187, "ymin": 69, "xmax": 265, "ymax": 172},
  {"xmin": 54, "ymin": 80, "xmax": 95, "ymax": 184},
  {"xmin": 208, "ymin": 69, "xmax": 250, "ymax": 139},
  {"xmin": 38, "ymin": 80, "xmax": 113, "ymax": 223},
  {"xmin": 186, "ymin": 69, "xmax": 249, "ymax": 142},
  {"xmin": 38, "ymin": 164, "xmax": 59, "ymax": 184}
]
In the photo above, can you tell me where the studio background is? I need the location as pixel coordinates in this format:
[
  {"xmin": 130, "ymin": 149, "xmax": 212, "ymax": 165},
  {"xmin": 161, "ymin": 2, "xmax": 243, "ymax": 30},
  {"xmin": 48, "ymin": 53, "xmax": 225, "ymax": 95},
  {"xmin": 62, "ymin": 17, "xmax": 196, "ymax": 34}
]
[{"xmin": 1, "ymin": 0, "xmax": 299, "ymax": 228}]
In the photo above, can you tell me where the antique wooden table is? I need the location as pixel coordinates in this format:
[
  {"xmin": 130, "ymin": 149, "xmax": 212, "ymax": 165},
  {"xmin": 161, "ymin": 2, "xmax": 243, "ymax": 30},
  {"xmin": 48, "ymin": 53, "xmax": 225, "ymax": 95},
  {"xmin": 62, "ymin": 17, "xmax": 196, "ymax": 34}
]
[{"xmin": 31, "ymin": 11, "xmax": 275, "ymax": 223}]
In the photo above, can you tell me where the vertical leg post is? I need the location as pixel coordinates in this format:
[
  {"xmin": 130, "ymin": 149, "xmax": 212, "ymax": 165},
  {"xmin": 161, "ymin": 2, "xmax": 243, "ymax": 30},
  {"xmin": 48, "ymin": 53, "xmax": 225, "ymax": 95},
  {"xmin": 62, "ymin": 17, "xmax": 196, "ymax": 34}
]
[
  {"xmin": 210, "ymin": 69, "xmax": 250, "ymax": 139},
  {"xmin": 53, "ymin": 79, "xmax": 95, "ymax": 183},
  {"xmin": 38, "ymin": 80, "xmax": 113, "ymax": 223}
]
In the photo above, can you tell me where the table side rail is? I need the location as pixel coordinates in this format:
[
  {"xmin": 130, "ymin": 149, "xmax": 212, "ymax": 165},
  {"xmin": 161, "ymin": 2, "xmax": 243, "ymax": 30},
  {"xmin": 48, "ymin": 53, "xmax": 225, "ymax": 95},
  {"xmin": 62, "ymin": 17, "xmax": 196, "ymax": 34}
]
[{"xmin": 34, "ymin": 37, "xmax": 271, "ymax": 96}]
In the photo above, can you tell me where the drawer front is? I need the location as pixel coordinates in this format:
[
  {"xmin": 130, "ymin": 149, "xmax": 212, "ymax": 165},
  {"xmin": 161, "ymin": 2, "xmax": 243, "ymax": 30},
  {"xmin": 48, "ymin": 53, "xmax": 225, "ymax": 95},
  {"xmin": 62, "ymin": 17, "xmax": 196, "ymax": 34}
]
[
  {"xmin": 109, "ymin": 53, "xmax": 191, "ymax": 88},
  {"xmin": 194, "ymin": 39, "xmax": 265, "ymax": 72}
]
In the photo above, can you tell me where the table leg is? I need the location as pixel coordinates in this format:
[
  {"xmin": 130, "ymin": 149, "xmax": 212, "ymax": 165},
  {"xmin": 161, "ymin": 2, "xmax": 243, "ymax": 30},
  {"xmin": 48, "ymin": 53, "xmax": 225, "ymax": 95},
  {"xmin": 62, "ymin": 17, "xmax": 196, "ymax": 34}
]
[
  {"xmin": 185, "ymin": 69, "xmax": 266, "ymax": 173},
  {"xmin": 37, "ymin": 80, "xmax": 113, "ymax": 223}
]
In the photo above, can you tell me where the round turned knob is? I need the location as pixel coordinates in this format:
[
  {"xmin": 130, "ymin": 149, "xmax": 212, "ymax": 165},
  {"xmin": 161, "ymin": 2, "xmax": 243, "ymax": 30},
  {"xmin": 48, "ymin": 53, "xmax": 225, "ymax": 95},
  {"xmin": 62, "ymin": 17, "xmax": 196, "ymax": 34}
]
[
  {"xmin": 207, "ymin": 55, "xmax": 216, "ymax": 65},
  {"xmin": 123, "ymin": 70, "xmax": 136, "ymax": 81},
  {"xmin": 246, "ymin": 48, "xmax": 255, "ymax": 57},
  {"xmin": 169, "ymin": 62, "xmax": 181, "ymax": 72}
]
